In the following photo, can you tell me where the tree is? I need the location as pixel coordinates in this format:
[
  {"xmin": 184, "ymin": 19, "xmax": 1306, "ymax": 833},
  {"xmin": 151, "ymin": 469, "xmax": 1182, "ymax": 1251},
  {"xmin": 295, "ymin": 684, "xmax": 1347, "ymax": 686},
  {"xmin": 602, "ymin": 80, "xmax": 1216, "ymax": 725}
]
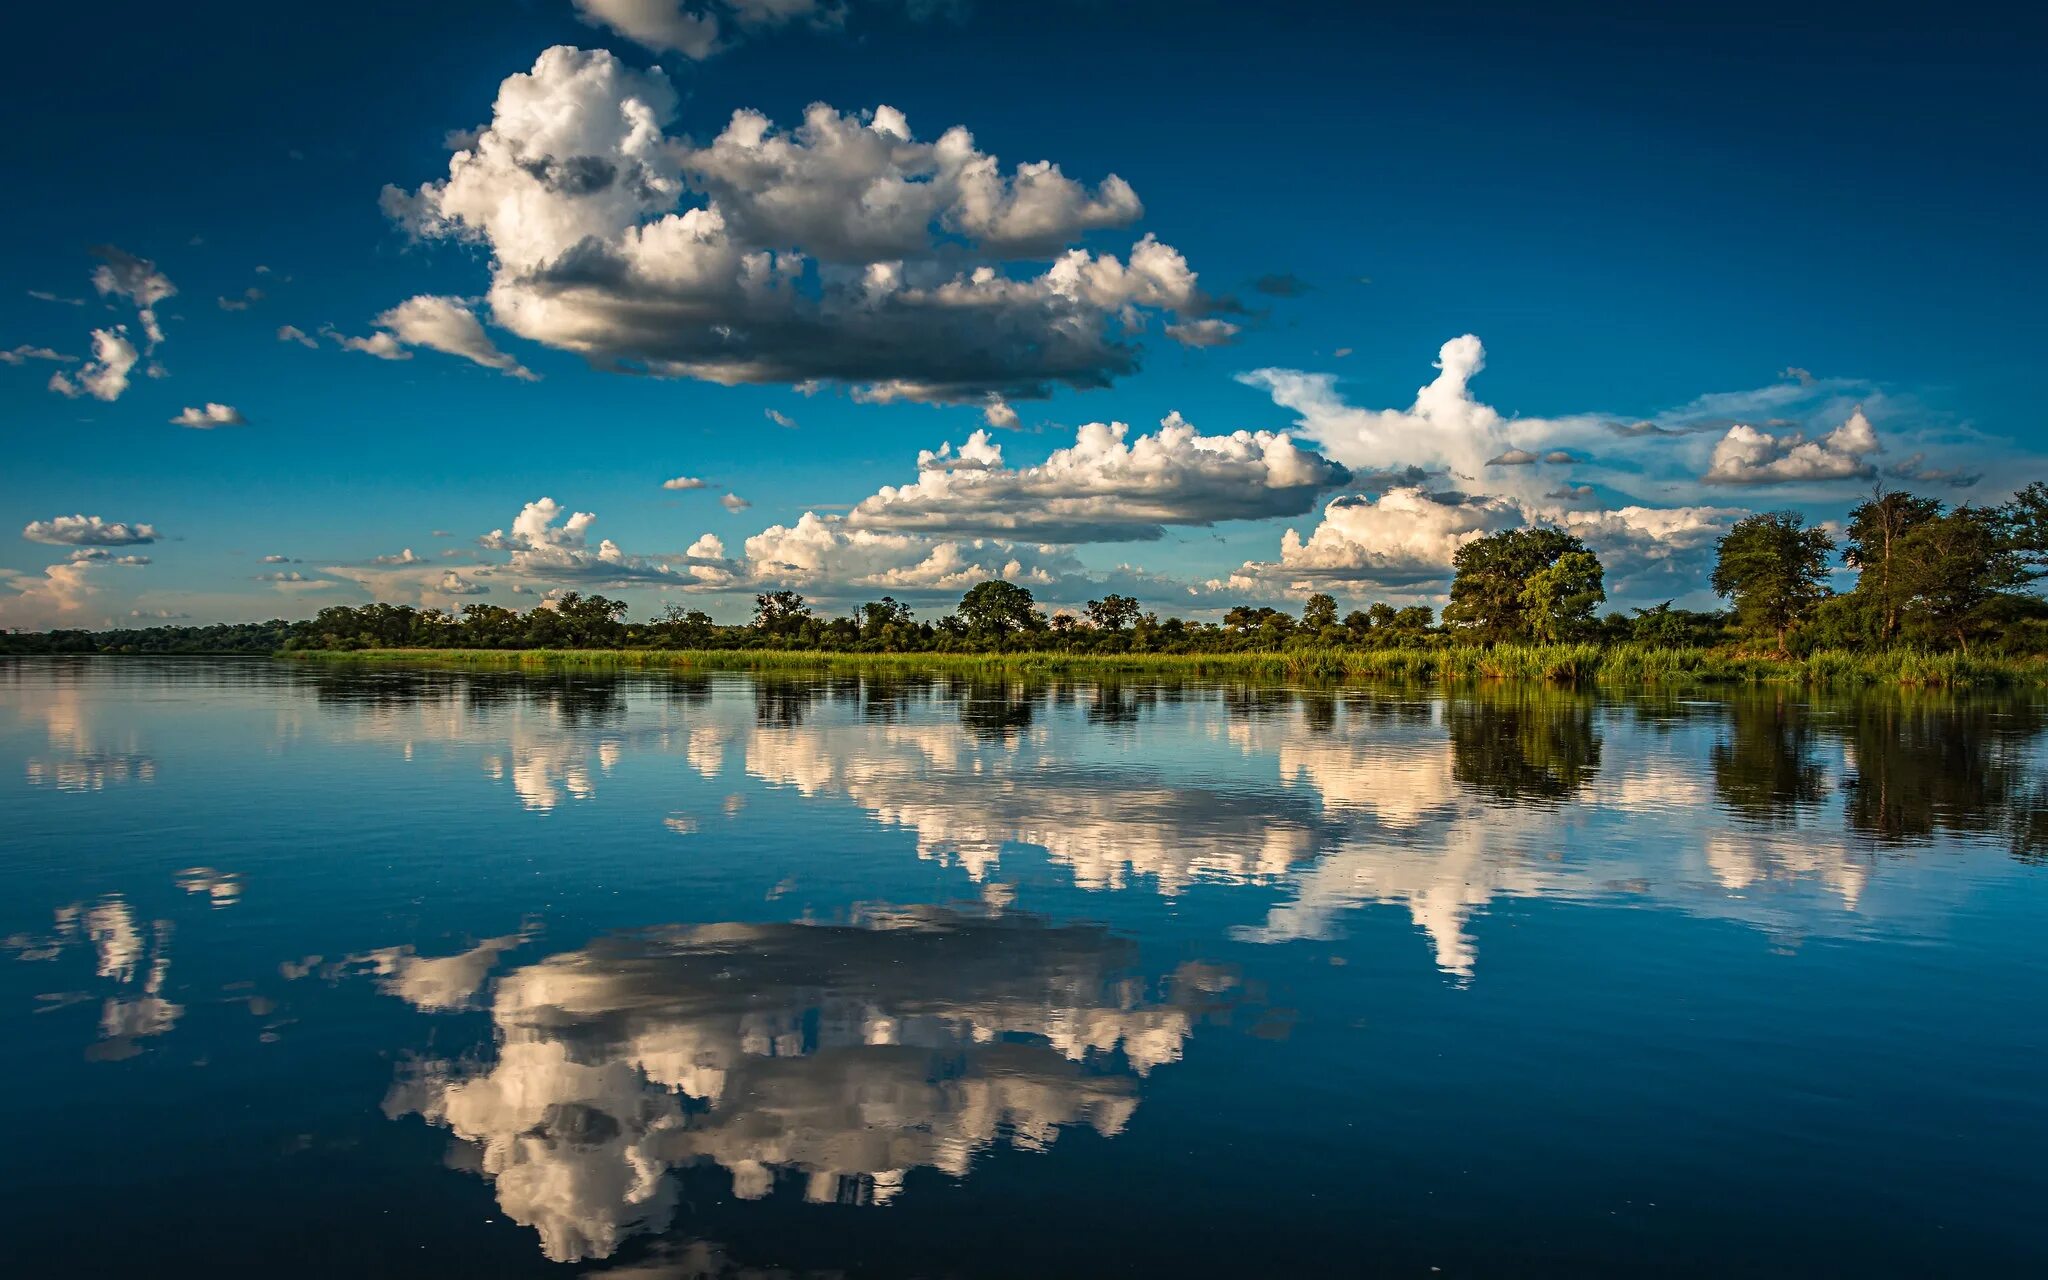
[
  {"xmin": 958, "ymin": 580, "xmax": 1040, "ymax": 640},
  {"xmin": 2004, "ymin": 481, "xmax": 2048, "ymax": 582},
  {"xmin": 1843, "ymin": 486, "xmax": 1943, "ymax": 641},
  {"xmin": 1444, "ymin": 528, "xmax": 1594, "ymax": 641},
  {"xmin": 1084, "ymin": 594, "xmax": 1141, "ymax": 632},
  {"xmin": 1517, "ymin": 549, "xmax": 1606, "ymax": 641},
  {"xmin": 855, "ymin": 596, "xmax": 912, "ymax": 639},
  {"xmin": 1300, "ymin": 593, "xmax": 1339, "ymax": 631},
  {"xmin": 1710, "ymin": 512, "xmax": 1835, "ymax": 652},
  {"xmin": 1892, "ymin": 506, "xmax": 2025, "ymax": 654},
  {"xmin": 753, "ymin": 590, "xmax": 811, "ymax": 637}
]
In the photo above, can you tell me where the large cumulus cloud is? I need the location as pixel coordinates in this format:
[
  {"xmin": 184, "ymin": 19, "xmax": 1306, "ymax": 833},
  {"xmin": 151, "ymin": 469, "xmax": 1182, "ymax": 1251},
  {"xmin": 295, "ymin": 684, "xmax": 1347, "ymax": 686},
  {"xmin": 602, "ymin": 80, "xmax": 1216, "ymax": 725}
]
[
  {"xmin": 848, "ymin": 412, "xmax": 1350, "ymax": 542},
  {"xmin": 376, "ymin": 46, "xmax": 1218, "ymax": 402}
]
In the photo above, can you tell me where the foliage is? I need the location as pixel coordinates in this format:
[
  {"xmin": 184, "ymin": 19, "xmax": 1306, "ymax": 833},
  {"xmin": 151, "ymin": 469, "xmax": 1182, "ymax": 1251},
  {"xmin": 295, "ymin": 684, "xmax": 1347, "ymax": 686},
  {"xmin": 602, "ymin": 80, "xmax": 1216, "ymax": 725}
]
[
  {"xmin": 1444, "ymin": 528, "xmax": 1594, "ymax": 641},
  {"xmin": 1711, "ymin": 511, "xmax": 1836, "ymax": 651}
]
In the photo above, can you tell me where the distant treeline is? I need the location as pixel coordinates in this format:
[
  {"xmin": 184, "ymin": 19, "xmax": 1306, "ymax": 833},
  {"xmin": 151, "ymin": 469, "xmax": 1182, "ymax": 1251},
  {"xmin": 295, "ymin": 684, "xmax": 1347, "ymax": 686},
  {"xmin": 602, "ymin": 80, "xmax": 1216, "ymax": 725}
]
[{"xmin": 6, "ymin": 482, "xmax": 2045, "ymax": 658}]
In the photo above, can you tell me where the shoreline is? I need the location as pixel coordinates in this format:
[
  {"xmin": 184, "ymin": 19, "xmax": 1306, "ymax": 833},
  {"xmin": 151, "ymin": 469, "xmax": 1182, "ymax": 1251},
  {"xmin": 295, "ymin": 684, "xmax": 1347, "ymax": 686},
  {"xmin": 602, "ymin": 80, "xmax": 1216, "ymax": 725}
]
[{"xmin": 270, "ymin": 644, "xmax": 2048, "ymax": 688}]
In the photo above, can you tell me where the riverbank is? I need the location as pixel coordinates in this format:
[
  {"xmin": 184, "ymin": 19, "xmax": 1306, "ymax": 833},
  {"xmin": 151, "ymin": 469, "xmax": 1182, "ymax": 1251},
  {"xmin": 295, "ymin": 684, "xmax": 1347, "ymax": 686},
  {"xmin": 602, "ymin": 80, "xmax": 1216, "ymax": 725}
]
[{"xmin": 277, "ymin": 643, "xmax": 2048, "ymax": 688}]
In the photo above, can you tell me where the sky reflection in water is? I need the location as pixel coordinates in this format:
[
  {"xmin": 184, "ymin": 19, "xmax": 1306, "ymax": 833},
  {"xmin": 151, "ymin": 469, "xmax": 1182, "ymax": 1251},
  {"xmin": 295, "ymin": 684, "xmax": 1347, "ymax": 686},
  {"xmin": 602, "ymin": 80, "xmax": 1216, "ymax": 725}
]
[{"xmin": 2, "ymin": 658, "xmax": 2045, "ymax": 1277}]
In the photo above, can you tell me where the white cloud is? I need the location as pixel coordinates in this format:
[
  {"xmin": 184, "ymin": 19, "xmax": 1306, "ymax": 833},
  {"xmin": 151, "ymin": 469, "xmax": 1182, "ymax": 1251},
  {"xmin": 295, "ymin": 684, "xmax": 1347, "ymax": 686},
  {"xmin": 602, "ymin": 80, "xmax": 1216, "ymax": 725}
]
[
  {"xmin": 378, "ymin": 46, "xmax": 1205, "ymax": 403},
  {"xmin": 1702, "ymin": 408, "xmax": 1881, "ymax": 485},
  {"xmin": 478, "ymin": 496, "xmax": 718, "ymax": 585},
  {"xmin": 719, "ymin": 492, "xmax": 751, "ymax": 512},
  {"xmin": 217, "ymin": 287, "xmax": 265, "ymax": 311},
  {"xmin": 765, "ymin": 408, "xmax": 796, "ymax": 428},
  {"xmin": 331, "ymin": 329, "xmax": 410, "ymax": 360},
  {"xmin": 169, "ymin": 402, "xmax": 246, "ymax": 429},
  {"xmin": 373, "ymin": 548, "xmax": 423, "ymax": 565},
  {"xmin": 276, "ymin": 324, "xmax": 320, "ymax": 348},
  {"xmin": 24, "ymin": 515, "xmax": 159, "ymax": 547},
  {"xmin": 48, "ymin": 328, "xmax": 139, "ymax": 401},
  {"xmin": 368, "ymin": 295, "xmax": 539, "ymax": 380},
  {"xmin": 662, "ymin": 475, "xmax": 708, "ymax": 490},
  {"xmin": 981, "ymin": 396, "xmax": 1019, "ymax": 430},
  {"xmin": 1162, "ymin": 318, "xmax": 1239, "ymax": 348},
  {"xmin": 847, "ymin": 411, "xmax": 1351, "ymax": 542},
  {"xmin": 570, "ymin": 0, "xmax": 839, "ymax": 60},
  {"xmin": 1256, "ymin": 486, "xmax": 1523, "ymax": 585},
  {"xmin": 1, "ymin": 345, "xmax": 76, "ymax": 365},
  {"xmin": 438, "ymin": 571, "xmax": 490, "ymax": 596},
  {"xmin": 1, "ymin": 561, "xmax": 103, "ymax": 627},
  {"xmin": 89, "ymin": 245, "xmax": 176, "ymax": 351},
  {"xmin": 739, "ymin": 511, "xmax": 1069, "ymax": 595},
  {"xmin": 1240, "ymin": 335, "xmax": 1526, "ymax": 488}
]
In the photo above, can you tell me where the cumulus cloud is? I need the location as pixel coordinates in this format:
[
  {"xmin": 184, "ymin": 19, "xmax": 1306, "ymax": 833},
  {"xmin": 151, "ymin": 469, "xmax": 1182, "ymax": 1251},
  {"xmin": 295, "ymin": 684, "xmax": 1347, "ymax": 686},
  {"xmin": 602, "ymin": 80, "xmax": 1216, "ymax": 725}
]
[
  {"xmin": 276, "ymin": 324, "xmax": 319, "ymax": 348},
  {"xmin": 48, "ymin": 328, "xmax": 139, "ymax": 401},
  {"xmin": 1231, "ymin": 335, "xmax": 1781, "ymax": 600},
  {"xmin": 479, "ymin": 496, "xmax": 724, "ymax": 586},
  {"xmin": 662, "ymin": 475, "xmax": 708, "ymax": 490},
  {"xmin": 1162, "ymin": 318, "xmax": 1240, "ymax": 348},
  {"xmin": 847, "ymin": 411, "xmax": 1351, "ymax": 542},
  {"xmin": 719, "ymin": 493, "xmax": 751, "ymax": 512},
  {"xmin": 571, "ymin": 0, "xmax": 840, "ymax": 60},
  {"xmin": 1702, "ymin": 408, "xmax": 1881, "ymax": 485},
  {"xmin": 765, "ymin": 408, "xmax": 796, "ymax": 428},
  {"xmin": 438, "ymin": 570, "xmax": 490, "ymax": 595},
  {"xmin": 981, "ymin": 396, "xmax": 1019, "ymax": 430},
  {"xmin": 377, "ymin": 46, "xmax": 1207, "ymax": 402},
  {"xmin": 1, "ymin": 560, "xmax": 104, "ymax": 626},
  {"xmin": 373, "ymin": 548, "xmax": 423, "ymax": 565},
  {"xmin": 249, "ymin": 570, "xmax": 341, "ymax": 594},
  {"xmin": 217, "ymin": 287, "xmax": 265, "ymax": 311},
  {"xmin": 89, "ymin": 245, "xmax": 176, "ymax": 351},
  {"xmin": 363, "ymin": 296, "xmax": 539, "ymax": 380},
  {"xmin": 67, "ymin": 548, "xmax": 151, "ymax": 565},
  {"xmin": 24, "ymin": 515, "xmax": 159, "ymax": 547},
  {"xmin": 1255, "ymin": 487, "xmax": 1524, "ymax": 585},
  {"xmin": 1, "ymin": 345, "xmax": 76, "ymax": 365},
  {"xmin": 169, "ymin": 402, "xmax": 246, "ymax": 429},
  {"xmin": 332, "ymin": 328, "xmax": 410, "ymax": 360},
  {"xmin": 738, "ymin": 511, "xmax": 1074, "ymax": 596},
  {"xmin": 1235, "ymin": 486, "xmax": 1741, "ymax": 598}
]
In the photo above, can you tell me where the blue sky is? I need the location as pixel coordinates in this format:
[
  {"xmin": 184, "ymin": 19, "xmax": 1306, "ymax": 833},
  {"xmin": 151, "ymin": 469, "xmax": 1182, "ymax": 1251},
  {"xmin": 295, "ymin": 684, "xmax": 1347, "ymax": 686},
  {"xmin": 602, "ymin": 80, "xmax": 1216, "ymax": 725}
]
[{"xmin": 5, "ymin": 0, "xmax": 2044, "ymax": 626}]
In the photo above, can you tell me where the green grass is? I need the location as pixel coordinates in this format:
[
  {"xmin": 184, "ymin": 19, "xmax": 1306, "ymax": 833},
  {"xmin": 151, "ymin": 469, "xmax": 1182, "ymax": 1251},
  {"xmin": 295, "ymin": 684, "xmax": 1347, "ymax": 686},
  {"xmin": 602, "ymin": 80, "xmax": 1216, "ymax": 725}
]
[{"xmin": 280, "ymin": 643, "xmax": 2048, "ymax": 688}]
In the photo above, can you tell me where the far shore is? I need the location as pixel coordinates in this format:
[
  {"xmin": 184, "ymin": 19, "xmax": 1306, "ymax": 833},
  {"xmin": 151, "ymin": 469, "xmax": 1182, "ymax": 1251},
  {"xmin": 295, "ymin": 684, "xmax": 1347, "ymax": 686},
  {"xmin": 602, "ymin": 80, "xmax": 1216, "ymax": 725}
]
[{"xmin": 273, "ymin": 643, "xmax": 2048, "ymax": 689}]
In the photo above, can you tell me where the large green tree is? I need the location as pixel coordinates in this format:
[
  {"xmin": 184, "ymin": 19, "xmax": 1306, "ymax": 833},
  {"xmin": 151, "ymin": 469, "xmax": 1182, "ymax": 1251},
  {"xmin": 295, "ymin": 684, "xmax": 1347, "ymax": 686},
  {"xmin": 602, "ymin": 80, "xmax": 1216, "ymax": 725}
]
[
  {"xmin": 958, "ymin": 580, "xmax": 1041, "ymax": 640},
  {"xmin": 752, "ymin": 590, "xmax": 811, "ymax": 638},
  {"xmin": 1444, "ymin": 528, "xmax": 1597, "ymax": 641},
  {"xmin": 1517, "ymin": 549, "xmax": 1607, "ymax": 641},
  {"xmin": 1843, "ymin": 487, "xmax": 1944, "ymax": 641},
  {"xmin": 1084, "ymin": 594, "xmax": 1141, "ymax": 632},
  {"xmin": 1891, "ymin": 506, "xmax": 2026, "ymax": 654},
  {"xmin": 1710, "ymin": 512, "xmax": 1835, "ymax": 652}
]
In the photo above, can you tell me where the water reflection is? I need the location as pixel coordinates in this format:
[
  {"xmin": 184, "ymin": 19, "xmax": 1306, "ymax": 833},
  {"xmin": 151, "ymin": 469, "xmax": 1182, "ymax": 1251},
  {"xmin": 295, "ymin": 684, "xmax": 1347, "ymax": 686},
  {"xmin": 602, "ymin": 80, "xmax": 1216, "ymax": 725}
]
[
  {"xmin": 272, "ymin": 665, "xmax": 2048, "ymax": 970},
  {"xmin": 2, "ymin": 661, "xmax": 156, "ymax": 790},
  {"xmin": 381, "ymin": 904, "xmax": 1230, "ymax": 1264},
  {"xmin": 5, "ymin": 659, "xmax": 2047, "ymax": 1274},
  {"xmin": 6, "ymin": 895, "xmax": 183, "ymax": 1059}
]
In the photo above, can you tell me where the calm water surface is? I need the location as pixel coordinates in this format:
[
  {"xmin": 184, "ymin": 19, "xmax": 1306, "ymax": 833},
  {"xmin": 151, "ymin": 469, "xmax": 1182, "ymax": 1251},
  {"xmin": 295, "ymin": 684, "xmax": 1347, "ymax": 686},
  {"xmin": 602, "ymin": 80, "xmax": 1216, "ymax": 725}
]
[{"xmin": 3, "ymin": 657, "xmax": 2045, "ymax": 1276}]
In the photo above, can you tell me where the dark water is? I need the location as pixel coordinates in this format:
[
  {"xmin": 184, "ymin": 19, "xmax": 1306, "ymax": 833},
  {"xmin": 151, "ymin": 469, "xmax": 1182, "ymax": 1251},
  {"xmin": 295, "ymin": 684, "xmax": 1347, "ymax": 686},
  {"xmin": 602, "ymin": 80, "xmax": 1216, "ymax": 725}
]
[{"xmin": 3, "ymin": 657, "xmax": 2045, "ymax": 1277}]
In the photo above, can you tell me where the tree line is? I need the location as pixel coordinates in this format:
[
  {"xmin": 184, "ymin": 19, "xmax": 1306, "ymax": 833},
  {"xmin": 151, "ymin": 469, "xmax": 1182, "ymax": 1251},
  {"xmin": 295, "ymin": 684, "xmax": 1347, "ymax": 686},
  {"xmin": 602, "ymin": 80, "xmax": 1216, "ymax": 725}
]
[{"xmin": 5, "ymin": 481, "xmax": 2043, "ymax": 657}]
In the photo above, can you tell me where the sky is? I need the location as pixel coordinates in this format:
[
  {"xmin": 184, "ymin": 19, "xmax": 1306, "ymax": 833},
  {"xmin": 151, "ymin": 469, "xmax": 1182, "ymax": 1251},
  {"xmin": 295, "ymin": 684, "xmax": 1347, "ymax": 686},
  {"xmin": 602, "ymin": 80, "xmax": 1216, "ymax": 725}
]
[{"xmin": 4, "ymin": 0, "xmax": 2045, "ymax": 628}]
